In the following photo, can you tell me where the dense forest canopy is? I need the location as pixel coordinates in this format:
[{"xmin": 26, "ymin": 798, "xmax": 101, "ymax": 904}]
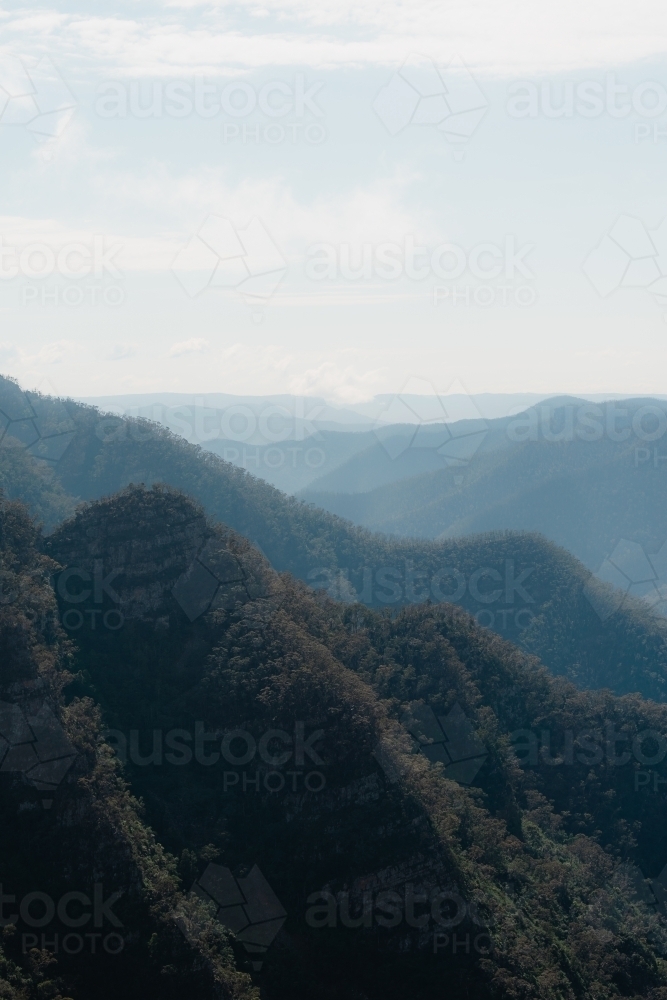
[{"xmin": 3, "ymin": 378, "xmax": 667, "ymax": 997}]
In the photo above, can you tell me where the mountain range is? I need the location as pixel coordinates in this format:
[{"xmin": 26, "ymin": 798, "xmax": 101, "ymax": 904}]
[
  {"xmin": 4, "ymin": 481, "xmax": 667, "ymax": 998},
  {"xmin": 4, "ymin": 374, "xmax": 667, "ymax": 996},
  {"xmin": 298, "ymin": 397, "xmax": 667, "ymax": 580},
  {"xmin": 1, "ymin": 376, "xmax": 667, "ymax": 702}
]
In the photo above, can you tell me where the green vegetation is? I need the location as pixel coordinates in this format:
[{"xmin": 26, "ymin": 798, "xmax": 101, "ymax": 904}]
[
  {"xmin": 27, "ymin": 482, "xmax": 667, "ymax": 999},
  {"xmin": 1, "ymin": 376, "xmax": 664, "ymax": 700},
  {"xmin": 0, "ymin": 493, "xmax": 258, "ymax": 1000}
]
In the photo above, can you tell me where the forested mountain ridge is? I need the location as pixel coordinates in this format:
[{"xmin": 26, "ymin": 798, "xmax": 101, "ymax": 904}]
[
  {"xmin": 35, "ymin": 482, "xmax": 667, "ymax": 999},
  {"xmin": 301, "ymin": 399, "xmax": 667, "ymax": 573},
  {"xmin": 3, "ymin": 375, "xmax": 667, "ymax": 701},
  {"xmin": 0, "ymin": 493, "xmax": 258, "ymax": 1000}
]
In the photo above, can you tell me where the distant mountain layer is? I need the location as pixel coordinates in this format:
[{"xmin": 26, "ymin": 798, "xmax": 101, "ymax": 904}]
[
  {"xmin": 75, "ymin": 390, "xmax": 667, "ymax": 495},
  {"xmin": 78, "ymin": 389, "xmax": 667, "ymax": 425},
  {"xmin": 2, "ymin": 376, "xmax": 667, "ymax": 702},
  {"xmin": 301, "ymin": 398, "xmax": 667, "ymax": 577}
]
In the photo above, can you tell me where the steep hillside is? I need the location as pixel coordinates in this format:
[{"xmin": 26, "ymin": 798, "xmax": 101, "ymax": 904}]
[
  {"xmin": 0, "ymin": 493, "xmax": 257, "ymax": 1000},
  {"xmin": 299, "ymin": 413, "xmax": 514, "ymax": 495},
  {"xmin": 41, "ymin": 484, "xmax": 667, "ymax": 999},
  {"xmin": 301, "ymin": 399, "xmax": 667, "ymax": 574},
  {"xmin": 3, "ymin": 376, "xmax": 667, "ymax": 701}
]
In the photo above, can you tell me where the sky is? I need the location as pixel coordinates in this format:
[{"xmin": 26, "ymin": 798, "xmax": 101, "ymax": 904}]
[{"xmin": 1, "ymin": 0, "xmax": 667, "ymax": 403}]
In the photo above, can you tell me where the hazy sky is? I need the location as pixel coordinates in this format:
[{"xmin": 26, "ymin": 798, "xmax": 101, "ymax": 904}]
[{"xmin": 2, "ymin": 0, "xmax": 667, "ymax": 402}]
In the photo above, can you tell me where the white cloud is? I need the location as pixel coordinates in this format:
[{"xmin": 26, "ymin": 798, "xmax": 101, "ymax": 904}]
[
  {"xmin": 2, "ymin": 1, "xmax": 667, "ymax": 78},
  {"xmin": 0, "ymin": 164, "xmax": 434, "ymax": 277},
  {"xmin": 91, "ymin": 163, "xmax": 434, "ymax": 252},
  {"xmin": 287, "ymin": 359, "xmax": 389, "ymax": 403},
  {"xmin": 168, "ymin": 337, "xmax": 209, "ymax": 356},
  {"xmin": 0, "ymin": 215, "xmax": 179, "ymax": 271},
  {"xmin": 174, "ymin": 341, "xmax": 391, "ymax": 403},
  {"xmin": 25, "ymin": 340, "xmax": 76, "ymax": 364}
]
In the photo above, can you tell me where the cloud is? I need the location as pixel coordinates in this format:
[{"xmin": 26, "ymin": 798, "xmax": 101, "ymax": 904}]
[
  {"xmin": 187, "ymin": 342, "xmax": 390, "ymax": 403},
  {"xmin": 2, "ymin": 1, "xmax": 667, "ymax": 78},
  {"xmin": 168, "ymin": 337, "xmax": 209, "ymax": 356},
  {"xmin": 29, "ymin": 340, "xmax": 76, "ymax": 364},
  {"xmin": 91, "ymin": 164, "xmax": 433, "ymax": 252},
  {"xmin": 0, "ymin": 215, "xmax": 178, "ymax": 272},
  {"xmin": 287, "ymin": 359, "xmax": 389, "ymax": 403},
  {"xmin": 0, "ymin": 163, "xmax": 434, "ymax": 279}
]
